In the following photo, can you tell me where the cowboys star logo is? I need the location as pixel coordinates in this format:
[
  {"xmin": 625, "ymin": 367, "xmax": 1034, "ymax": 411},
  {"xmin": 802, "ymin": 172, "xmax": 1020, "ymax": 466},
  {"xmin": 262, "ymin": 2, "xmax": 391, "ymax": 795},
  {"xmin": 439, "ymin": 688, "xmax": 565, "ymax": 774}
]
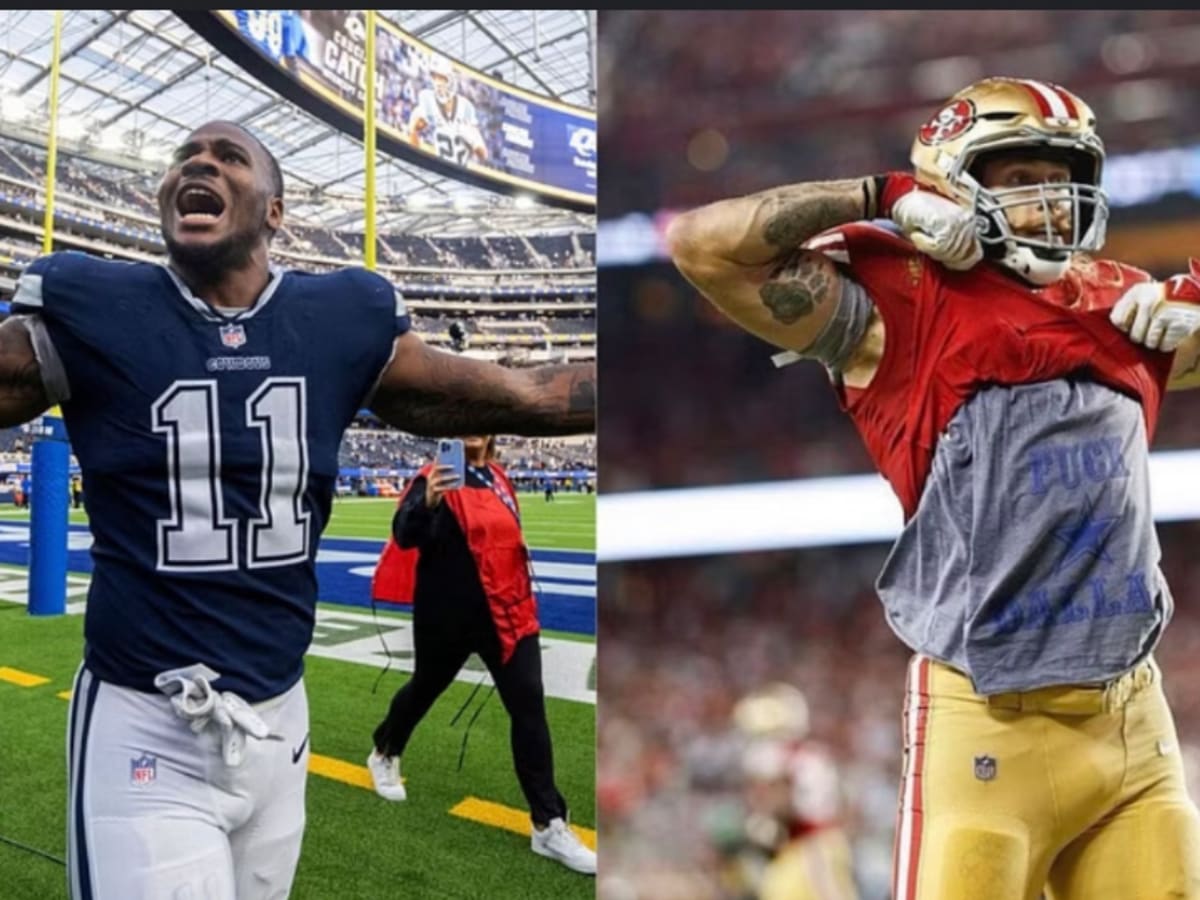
[{"xmin": 918, "ymin": 99, "xmax": 976, "ymax": 146}]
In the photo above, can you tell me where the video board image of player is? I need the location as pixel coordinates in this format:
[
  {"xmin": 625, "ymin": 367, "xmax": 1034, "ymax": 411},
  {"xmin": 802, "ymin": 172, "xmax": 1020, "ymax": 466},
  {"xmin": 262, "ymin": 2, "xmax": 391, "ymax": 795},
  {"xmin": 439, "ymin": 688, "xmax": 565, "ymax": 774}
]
[
  {"xmin": 408, "ymin": 54, "xmax": 490, "ymax": 165},
  {"xmin": 214, "ymin": 9, "xmax": 595, "ymax": 204}
]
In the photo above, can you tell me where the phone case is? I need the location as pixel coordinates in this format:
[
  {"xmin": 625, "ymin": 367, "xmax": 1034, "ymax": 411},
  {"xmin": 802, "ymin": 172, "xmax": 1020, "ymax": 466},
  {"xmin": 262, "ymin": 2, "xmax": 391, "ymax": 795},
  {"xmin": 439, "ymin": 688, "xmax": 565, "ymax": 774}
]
[{"xmin": 436, "ymin": 438, "xmax": 465, "ymax": 485}]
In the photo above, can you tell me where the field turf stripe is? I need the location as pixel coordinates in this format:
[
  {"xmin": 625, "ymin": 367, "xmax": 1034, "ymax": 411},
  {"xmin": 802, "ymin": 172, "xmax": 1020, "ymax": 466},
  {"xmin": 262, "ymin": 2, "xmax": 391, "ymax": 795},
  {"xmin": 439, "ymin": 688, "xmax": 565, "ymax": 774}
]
[
  {"xmin": 450, "ymin": 797, "xmax": 596, "ymax": 849},
  {"xmin": 307, "ymin": 751, "xmax": 377, "ymax": 790},
  {"xmin": 0, "ymin": 666, "xmax": 51, "ymax": 687}
]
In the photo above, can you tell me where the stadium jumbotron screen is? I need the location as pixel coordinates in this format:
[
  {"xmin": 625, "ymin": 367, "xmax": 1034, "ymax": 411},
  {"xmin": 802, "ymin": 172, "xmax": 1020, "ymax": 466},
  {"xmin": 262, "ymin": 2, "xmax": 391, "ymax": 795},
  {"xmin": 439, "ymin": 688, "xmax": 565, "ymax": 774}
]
[{"xmin": 178, "ymin": 10, "xmax": 596, "ymax": 211}]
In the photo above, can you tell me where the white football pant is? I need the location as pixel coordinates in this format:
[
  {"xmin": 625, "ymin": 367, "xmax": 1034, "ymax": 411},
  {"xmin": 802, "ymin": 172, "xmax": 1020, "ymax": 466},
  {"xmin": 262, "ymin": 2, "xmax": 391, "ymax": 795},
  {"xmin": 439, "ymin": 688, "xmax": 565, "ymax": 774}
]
[{"xmin": 66, "ymin": 665, "xmax": 310, "ymax": 900}]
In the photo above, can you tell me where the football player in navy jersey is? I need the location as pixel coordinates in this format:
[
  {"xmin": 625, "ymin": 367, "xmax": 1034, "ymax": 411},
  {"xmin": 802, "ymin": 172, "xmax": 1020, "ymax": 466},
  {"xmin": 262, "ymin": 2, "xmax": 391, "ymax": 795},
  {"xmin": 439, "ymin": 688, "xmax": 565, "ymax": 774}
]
[{"xmin": 0, "ymin": 119, "xmax": 594, "ymax": 900}]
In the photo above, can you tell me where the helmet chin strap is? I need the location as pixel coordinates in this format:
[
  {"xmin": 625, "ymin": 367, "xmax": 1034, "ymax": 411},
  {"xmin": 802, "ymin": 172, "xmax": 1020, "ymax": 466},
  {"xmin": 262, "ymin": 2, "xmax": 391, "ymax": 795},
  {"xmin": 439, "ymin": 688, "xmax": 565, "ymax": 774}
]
[{"xmin": 998, "ymin": 243, "xmax": 1069, "ymax": 286}]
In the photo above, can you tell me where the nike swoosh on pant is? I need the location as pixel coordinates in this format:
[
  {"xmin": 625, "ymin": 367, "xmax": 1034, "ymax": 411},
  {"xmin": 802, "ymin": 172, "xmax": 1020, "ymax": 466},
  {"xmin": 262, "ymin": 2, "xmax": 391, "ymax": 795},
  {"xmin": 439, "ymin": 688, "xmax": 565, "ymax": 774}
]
[{"xmin": 292, "ymin": 733, "xmax": 309, "ymax": 764}]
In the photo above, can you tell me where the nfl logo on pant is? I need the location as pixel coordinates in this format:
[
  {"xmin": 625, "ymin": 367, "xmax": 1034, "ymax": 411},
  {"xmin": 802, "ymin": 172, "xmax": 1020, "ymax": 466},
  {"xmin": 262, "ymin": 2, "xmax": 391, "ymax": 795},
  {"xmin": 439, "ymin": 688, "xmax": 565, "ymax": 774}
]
[
  {"xmin": 974, "ymin": 754, "xmax": 997, "ymax": 782},
  {"xmin": 130, "ymin": 753, "xmax": 157, "ymax": 787}
]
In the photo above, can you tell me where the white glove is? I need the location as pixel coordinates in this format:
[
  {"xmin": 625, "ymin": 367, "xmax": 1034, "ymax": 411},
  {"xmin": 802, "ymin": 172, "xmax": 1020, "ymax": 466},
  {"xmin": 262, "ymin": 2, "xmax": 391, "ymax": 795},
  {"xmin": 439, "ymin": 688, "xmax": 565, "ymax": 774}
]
[
  {"xmin": 891, "ymin": 190, "xmax": 983, "ymax": 271},
  {"xmin": 1109, "ymin": 261, "xmax": 1200, "ymax": 352}
]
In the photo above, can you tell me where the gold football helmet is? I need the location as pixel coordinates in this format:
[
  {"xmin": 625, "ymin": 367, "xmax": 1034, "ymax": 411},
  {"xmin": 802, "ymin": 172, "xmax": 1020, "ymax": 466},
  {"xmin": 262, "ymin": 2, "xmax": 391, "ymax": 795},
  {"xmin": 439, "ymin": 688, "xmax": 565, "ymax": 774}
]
[
  {"xmin": 733, "ymin": 683, "xmax": 810, "ymax": 741},
  {"xmin": 910, "ymin": 77, "xmax": 1108, "ymax": 285}
]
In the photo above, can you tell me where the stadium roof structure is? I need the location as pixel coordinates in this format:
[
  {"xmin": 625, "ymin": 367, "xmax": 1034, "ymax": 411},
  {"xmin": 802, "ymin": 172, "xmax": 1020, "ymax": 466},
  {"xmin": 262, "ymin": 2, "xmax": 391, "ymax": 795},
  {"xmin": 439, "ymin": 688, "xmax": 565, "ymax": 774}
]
[{"xmin": 0, "ymin": 9, "xmax": 595, "ymax": 236}]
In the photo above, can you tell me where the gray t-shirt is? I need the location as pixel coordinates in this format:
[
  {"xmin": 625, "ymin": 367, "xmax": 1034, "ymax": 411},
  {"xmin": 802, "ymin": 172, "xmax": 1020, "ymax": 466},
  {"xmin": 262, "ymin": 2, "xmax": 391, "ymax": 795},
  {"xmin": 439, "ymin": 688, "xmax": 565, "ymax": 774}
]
[{"xmin": 877, "ymin": 380, "xmax": 1170, "ymax": 694}]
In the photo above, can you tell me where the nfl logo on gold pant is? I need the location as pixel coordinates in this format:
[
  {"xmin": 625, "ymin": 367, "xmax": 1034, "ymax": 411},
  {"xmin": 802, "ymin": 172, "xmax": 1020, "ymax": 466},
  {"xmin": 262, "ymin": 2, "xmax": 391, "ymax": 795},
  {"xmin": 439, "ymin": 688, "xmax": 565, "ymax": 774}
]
[{"xmin": 973, "ymin": 754, "xmax": 997, "ymax": 782}]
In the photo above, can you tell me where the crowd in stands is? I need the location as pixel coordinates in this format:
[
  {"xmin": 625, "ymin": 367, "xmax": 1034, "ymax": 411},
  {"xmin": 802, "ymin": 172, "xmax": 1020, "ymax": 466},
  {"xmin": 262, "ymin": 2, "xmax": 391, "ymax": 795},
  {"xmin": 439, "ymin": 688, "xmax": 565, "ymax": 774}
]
[
  {"xmin": 338, "ymin": 422, "xmax": 595, "ymax": 475},
  {"xmin": 0, "ymin": 130, "xmax": 596, "ymax": 358},
  {"xmin": 338, "ymin": 428, "xmax": 435, "ymax": 471},
  {"xmin": 0, "ymin": 134, "xmax": 595, "ymax": 281},
  {"xmin": 599, "ymin": 520, "xmax": 1200, "ymax": 899},
  {"xmin": 0, "ymin": 426, "xmax": 28, "ymax": 460}
]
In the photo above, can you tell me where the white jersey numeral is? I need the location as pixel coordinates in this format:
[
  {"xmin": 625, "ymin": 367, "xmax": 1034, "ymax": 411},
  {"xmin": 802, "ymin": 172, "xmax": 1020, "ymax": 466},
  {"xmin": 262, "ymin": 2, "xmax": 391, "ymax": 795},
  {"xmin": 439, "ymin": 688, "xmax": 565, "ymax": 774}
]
[
  {"xmin": 247, "ymin": 378, "xmax": 310, "ymax": 567},
  {"xmin": 152, "ymin": 378, "xmax": 310, "ymax": 572},
  {"xmin": 435, "ymin": 132, "xmax": 472, "ymax": 165}
]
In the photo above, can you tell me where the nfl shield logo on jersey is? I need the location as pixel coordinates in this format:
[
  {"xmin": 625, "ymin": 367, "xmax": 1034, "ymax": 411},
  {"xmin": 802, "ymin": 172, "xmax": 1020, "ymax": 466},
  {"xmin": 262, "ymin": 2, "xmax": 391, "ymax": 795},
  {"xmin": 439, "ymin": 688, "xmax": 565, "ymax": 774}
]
[
  {"xmin": 220, "ymin": 323, "xmax": 247, "ymax": 349},
  {"xmin": 130, "ymin": 753, "xmax": 157, "ymax": 787},
  {"xmin": 973, "ymin": 754, "xmax": 997, "ymax": 782}
]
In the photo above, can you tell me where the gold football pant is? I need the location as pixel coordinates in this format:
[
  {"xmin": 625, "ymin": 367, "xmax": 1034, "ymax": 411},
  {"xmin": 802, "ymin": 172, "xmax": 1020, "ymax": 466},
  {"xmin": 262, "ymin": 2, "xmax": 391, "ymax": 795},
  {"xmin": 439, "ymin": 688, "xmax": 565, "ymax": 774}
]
[
  {"xmin": 891, "ymin": 655, "xmax": 1200, "ymax": 900},
  {"xmin": 758, "ymin": 827, "xmax": 859, "ymax": 900}
]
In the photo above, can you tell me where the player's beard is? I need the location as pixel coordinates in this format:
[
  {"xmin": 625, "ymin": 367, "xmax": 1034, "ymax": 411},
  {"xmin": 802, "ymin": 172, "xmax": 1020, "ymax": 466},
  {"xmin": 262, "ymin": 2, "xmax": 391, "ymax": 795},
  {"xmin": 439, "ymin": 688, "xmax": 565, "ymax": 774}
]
[
  {"xmin": 164, "ymin": 230, "xmax": 255, "ymax": 274},
  {"xmin": 162, "ymin": 202, "xmax": 270, "ymax": 278}
]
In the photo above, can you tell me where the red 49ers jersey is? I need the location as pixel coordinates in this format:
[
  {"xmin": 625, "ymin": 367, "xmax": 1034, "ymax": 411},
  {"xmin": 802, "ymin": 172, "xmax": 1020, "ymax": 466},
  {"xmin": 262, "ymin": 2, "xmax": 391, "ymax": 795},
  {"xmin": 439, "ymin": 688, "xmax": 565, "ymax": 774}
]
[{"xmin": 807, "ymin": 223, "xmax": 1174, "ymax": 519}]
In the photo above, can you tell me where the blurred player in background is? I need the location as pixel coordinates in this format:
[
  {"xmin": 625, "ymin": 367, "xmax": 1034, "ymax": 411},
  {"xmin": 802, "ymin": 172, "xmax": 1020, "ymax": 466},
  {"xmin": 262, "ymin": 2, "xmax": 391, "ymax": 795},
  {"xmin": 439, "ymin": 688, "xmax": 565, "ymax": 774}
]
[
  {"xmin": 0, "ymin": 119, "xmax": 593, "ymax": 899},
  {"xmin": 668, "ymin": 77, "xmax": 1200, "ymax": 899},
  {"xmin": 717, "ymin": 684, "xmax": 858, "ymax": 900},
  {"xmin": 409, "ymin": 54, "xmax": 489, "ymax": 165}
]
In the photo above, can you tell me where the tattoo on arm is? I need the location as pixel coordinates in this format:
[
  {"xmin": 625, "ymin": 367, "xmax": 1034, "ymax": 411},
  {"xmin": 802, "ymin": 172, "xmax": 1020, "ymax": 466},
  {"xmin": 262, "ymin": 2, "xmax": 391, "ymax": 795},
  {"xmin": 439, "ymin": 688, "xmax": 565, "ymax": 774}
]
[
  {"xmin": 759, "ymin": 179, "xmax": 866, "ymax": 250},
  {"xmin": 760, "ymin": 250, "xmax": 832, "ymax": 324},
  {"xmin": 533, "ymin": 365, "xmax": 596, "ymax": 416},
  {"xmin": 372, "ymin": 345, "xmax": 595, "ymax": 436}
]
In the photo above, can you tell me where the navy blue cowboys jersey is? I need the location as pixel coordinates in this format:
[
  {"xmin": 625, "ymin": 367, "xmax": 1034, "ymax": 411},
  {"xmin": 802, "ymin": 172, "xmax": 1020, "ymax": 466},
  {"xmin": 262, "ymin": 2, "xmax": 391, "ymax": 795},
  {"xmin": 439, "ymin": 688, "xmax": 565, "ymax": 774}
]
[{"xmin": 13, "ymin": 252, "xmax": 410, "ymax": 701}]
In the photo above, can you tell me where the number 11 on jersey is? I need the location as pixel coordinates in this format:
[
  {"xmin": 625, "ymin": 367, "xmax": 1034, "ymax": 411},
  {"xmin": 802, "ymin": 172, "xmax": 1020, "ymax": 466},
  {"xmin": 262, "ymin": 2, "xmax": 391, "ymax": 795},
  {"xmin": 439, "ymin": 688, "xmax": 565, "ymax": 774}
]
[{"xmin": 152, "ymin": 377, "xmax": 311, "ymax": 572}]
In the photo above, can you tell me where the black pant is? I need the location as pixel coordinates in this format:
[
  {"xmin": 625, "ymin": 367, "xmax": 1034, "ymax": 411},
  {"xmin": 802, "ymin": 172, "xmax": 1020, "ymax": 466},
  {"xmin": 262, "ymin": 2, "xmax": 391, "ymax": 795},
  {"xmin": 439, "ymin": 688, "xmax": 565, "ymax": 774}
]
[{"xmin": 372, "ymin": 593, "xmax": 567, "ymax": 827}]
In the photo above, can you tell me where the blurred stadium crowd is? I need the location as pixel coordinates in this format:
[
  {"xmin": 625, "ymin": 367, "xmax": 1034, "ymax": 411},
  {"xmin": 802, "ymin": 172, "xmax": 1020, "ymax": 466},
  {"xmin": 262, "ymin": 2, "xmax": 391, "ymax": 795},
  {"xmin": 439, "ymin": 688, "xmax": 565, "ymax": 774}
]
[
  {"xmin": 599, "ymin": 10, "xmax": 1200, "ymax": 899},
  {"xmin": 600, "ymin": 10, "xmax": 1200, "ymax": 218}
]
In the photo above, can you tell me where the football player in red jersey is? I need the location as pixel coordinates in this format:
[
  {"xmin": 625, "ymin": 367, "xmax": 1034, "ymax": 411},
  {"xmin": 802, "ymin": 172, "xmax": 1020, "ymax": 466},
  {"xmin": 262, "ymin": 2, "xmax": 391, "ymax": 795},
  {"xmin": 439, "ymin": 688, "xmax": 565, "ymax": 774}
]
[
  {"xmin": 734, "ymin": 684, "xmax": 859, "ymax": 900},
  {"xmin": 667, "ymin": 77, "xmax": 1200, "ymax": 900}
]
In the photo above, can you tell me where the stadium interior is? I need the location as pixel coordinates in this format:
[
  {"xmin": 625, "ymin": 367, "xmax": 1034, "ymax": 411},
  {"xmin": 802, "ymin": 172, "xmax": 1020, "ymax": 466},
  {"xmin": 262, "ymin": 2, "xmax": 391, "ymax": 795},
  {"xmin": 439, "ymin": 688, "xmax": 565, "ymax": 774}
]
[
  {"xmin": 0, "ymin": 11, "xmax": 596, "ymax": 900},
  {"xmin": 598, "ymin": 11, "xmax": 1200, "ymax": 900},
  {"xmin": 0, "ymin": 9, "xmax": 596, "ymax": 493}
]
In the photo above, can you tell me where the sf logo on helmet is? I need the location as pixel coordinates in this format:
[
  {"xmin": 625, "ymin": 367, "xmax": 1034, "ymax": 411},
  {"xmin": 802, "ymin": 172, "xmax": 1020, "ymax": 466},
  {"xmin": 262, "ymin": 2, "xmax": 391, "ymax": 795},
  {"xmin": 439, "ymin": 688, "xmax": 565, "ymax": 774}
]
[{"xmin": 918, "ymin": 99, "xmax": 976, "ymax": 146}]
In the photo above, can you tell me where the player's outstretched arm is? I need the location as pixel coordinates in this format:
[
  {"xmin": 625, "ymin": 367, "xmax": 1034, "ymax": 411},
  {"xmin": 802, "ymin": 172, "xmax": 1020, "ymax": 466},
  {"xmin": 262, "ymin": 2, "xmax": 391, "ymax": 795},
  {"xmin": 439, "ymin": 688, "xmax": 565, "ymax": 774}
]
[
  {"xmin": 665, "ymin": 178, "xmax": 867, "ymax": 351},
  {"xmin": 367, "ymin": 332, "xmax": 595, "ymax": 436},
  {"xmin": 0, "ymin": 318, "xmax": 51, "ymax": 428}
]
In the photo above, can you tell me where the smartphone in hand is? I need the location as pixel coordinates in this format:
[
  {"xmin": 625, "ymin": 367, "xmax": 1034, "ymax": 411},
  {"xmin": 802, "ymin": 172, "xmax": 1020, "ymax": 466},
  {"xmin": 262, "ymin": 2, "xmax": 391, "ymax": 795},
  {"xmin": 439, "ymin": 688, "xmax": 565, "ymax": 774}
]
[{"xmin": 436, "ymin": 438, "xmax": 465, "ymax": 486}]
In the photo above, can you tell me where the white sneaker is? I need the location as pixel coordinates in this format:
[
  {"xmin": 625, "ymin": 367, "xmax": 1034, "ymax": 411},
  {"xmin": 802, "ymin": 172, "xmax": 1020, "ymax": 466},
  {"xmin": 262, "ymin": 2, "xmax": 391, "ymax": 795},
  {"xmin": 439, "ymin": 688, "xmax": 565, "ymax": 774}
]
[
  {"xmin": 366, "ymin": 749, "xmax": 407, "ymax": 801},
  {"xmin": 531, "ymin": 817, "xmax": 596, "ymax": 875}
]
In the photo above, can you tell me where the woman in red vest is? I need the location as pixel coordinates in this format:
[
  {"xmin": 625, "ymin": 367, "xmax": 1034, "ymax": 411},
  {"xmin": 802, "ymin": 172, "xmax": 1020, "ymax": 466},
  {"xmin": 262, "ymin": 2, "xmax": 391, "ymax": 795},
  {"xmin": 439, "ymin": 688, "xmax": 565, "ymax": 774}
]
[{"xmin": 366, "ymin": 435, "xmax": 595, "ymax": 875}]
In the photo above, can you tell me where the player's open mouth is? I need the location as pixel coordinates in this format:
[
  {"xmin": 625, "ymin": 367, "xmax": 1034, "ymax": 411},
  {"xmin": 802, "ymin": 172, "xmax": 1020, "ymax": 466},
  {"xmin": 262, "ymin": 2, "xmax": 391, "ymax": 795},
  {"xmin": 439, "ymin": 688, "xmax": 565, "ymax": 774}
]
[{"xmin": 176, "ymin": 184, "xmax": 226, "ymax": 225}]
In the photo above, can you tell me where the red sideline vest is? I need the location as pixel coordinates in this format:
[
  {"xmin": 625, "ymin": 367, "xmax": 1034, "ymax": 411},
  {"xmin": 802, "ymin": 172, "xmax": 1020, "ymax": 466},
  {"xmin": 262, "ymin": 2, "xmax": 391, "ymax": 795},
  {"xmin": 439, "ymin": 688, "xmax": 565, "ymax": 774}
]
[
  {"xmin": 806, "ymin": 223, "xmax": 1173, "ymax": 519},
  {"xmin": 371, "ymin": 462, "xmax": 538, "ymax": 663}
]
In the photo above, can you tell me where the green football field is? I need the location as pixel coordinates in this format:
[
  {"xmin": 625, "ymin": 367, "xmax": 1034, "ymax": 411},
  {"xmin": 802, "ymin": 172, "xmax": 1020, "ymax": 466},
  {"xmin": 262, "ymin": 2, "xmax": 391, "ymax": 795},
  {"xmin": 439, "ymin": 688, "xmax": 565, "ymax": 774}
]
[
  {"xmin": 0, "ymin": 496, "xmax": 596, "ymax": 898},
  {"xmin": 323, "ymin": 494, "xmax": 596, "ymax": 551}
]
